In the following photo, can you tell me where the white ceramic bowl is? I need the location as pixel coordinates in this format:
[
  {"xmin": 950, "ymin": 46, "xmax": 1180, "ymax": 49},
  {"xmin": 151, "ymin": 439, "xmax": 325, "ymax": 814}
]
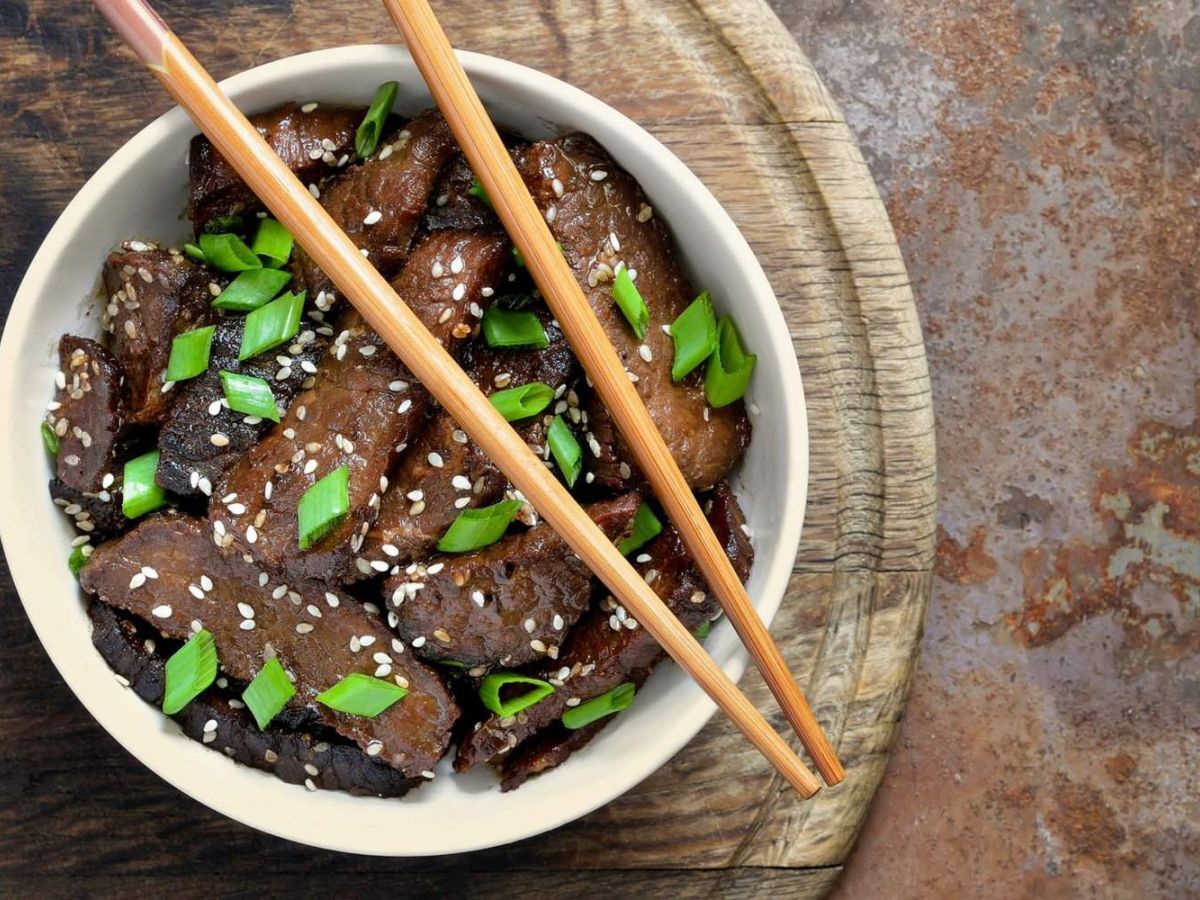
[{"xmin": 0, "ymin": 45, "xmax": 806, "ymax": 855}]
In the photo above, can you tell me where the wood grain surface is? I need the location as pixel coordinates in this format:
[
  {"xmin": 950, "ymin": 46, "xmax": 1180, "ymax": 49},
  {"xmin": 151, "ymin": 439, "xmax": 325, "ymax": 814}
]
[{"xmin": 0, "ymin": 0, "xmax": 935, "ymax": 896}]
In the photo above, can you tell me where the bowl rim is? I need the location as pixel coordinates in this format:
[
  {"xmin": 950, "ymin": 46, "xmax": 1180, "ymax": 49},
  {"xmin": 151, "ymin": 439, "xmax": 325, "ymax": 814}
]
[{"xmin": 0, "ymin": 44, "xmax": 808, "ymax": 856}]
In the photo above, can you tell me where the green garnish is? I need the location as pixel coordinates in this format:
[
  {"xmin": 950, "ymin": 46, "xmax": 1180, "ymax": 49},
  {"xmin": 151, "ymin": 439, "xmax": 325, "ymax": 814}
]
[
  {"xmin": 164, "ymin": 325, "xmax": 216, "ymax": 383},
  {"xmin": 219, "ymin": 371, "xmax": 280, "ymax": 422},
  {"xmin": 355, "ymin": 81, "xmax": 399, "ymax": 158},
  {"xmin": 250, "ymin": 218, "xmax": 294, "ymax": 268},
  {"xmin": 437, "ymin": 499, "xmax": 523, "ymax": 553},
  {"xmin": 612, "ymin": 265, "xmax": 649, "ymax": 340},
  {"xmin": 41, "ymin": 422, "xmax": 59, "ymax": 457},
  {"xmin": 198, "ymin": 232, "xmax": 261, "ymax": 272},
  {"xmin": 669, "ymin": 290, "xmax": 718, "ymax": 381},
  {"xmin": 68, "ymin": 545, "xmax": 90, "ymax": 577},
  {"xmin": 705, "ymin": 315, "xmax": 756, "ymax": 408},
  {"xmin": 617, "ymin": 502, "xmax": 662, "ymax": 556},
  {"xmin": 238, "ymin": 291, "xmax": 305, "ymax": 361},
  {"xmin": 479, "ymin": 673, "xmax": 555, "ymax": 717},
  {"xmin": 546, "ymin": 415, "xmax": 582, "ymax": 488},
  {"xmin": 297, "ymin": 465, "xmax": 349, "ymax": 550},
  {"xmin": 489, "ymin": 382, "xmax": 553, "ymax": 422},
  {"xmin": 203, "ymin": 214, "xmax": 246, "ymax": 235},
  {"xmin": 122, "ymin": 450, "xmax": 166, "ymax": 519},
  {"xmin": 182, "ymin": 242, "xmax": 207, "ymax": 263},
  {"xmin": 468, "ymin": 176, "xmax": 493, "ymax": 208},
  {"xmin": 562, "ymin": 682, "xmax": 635, "ymax": 730},
  {"xmin": 481, "ymin": 307, "xmax": 549, "ymax": 349},
  {"xmin": 242, "ymin": 657, "xmax": 296, "ymax": 730},
  {"xmin": 498, "ymin": 292, "xmax": 533, "ymax": 311},
  {"xmin": 212, "ymin": 268, "xmax": 292, "ymax": 311},
  {"xmin": 162, "ymin": 630, "xmax": 219, "ymax": 715},
  {"xmin": 694, "ymin": 620, "xmax": 712, "ymax": 641},
  {"xmin": 317, "ymin": 673, "xmax": 407, "ymax": 717}
]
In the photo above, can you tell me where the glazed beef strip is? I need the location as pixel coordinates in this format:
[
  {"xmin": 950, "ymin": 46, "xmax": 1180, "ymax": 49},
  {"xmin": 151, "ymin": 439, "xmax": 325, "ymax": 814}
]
[
  {"xmin": 385, "ymin": 493, "xmax": 642, "ymax": 669},
  {"xmin": 498, "ymin": 720, "xmax": 607, "ymax": 791},
  {"xmin": 156, "ymin": 316, "xmax": 325, "ymax": 498},
  {"xmin": 50, "ymin": 479, "xmax": 128, "ymax": 543},
  {"xmin": 422, "ymin": 153, "xmax": 501, "ymax": 233},
  {"xmin": 189, "ymin": 102, "xmax": 364, "ymax": 232},
  {"xmin": 515, "ymin": 135, "xmax": 750, "ymax": 491},
  {"xmin": 47, "ymin": 336, "xmax": 126, "ymax": 493},
  {"xmin": 455, "ymin": 482, "xmax": 750, "ymax": 772},
  {"xmin": 89, "ymin": 601, "xmax": 416, "ymax": 796},
  {"xmin": 212, "ymin": 229, "xmax": 509, "ymax": 583},
  {"xmin": 79, "ymin": 514, "xmax": 459, "ymax": 776},
  {"xmin": 102, "ymin": 243, "xmax": 218, "ymax": 425}
]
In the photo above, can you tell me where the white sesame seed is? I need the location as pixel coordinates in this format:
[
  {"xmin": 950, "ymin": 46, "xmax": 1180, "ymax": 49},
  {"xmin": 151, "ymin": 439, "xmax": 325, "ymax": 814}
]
[
  {"xmin": 366, "ymin": 741, "xmax": 383, "ymax": 757},
  {"xmin": 426, "ymin": 562, "xmax": 444, "ymax": 575},
  {"xmin": 296, "ymin": 623, "xmax": 314, "ymax": 634},
  {"xmin": 523, "ymin": 618, "xmax": 536, "ymax": 633},
  {"xmin": 451, "ymin": 475, "xmax": 472, "ymax": 491},
  {"xmin": 638, "ymin": 344, "xmax": 653, "ymax": 363},
  {"xmin": 374, "ymin": 663, "xmax": 392, "ymax": 677},
  {"xmin": 450, "ymin": 255, "xmax": 464, "ymax": 274},
  {"xmin": 359, "ymin": 635, "xmax": 376, "ymax": 647},
  {"xmin": 427, "ymin": 452, "xmax": 443, "ymax": 468},
  {"xmin": 363, "ymin": 209, "xmax": 383, "ymax": 226},
  {"xmin": 411, "ymin": 636, "xmax": 427, "ymax": 648},
  {"xmin": 308, "ymin": 183, "xmax": 320, "ymax": 199},
  {"xmin": 591, "ymin": 169, "xmax": 608, "ymax": 181},
  {"xmin": 188, "ymin": 585, "xmax": 205, "ymax": 600},
  {"xmin": 210, "ymin": 433, "xmax": 230, "ymax": 447},
  {"xmin": 553, "ymin": 614, "xmax": 564, "ymax": 630},
  {"xmin": 452, "ymin": 429, "xmax": 468, "ymax": 444},
  {"xmin": 431, "ymin": 261, "xmax": 444, "ymax": 278},
  {"xmin": 151, "ymin": 604, "xmax": 171, "ymax": 618},
  {"xmin": 141, "ymin": 566, "xmax": 158, "ymax": 579},
  {"xmin": 455, "ymin": 497, "xmax": 471, "ymax": 509},
  {"xmin": 530, "ymin": 639, "xmax": 547, "ymax": 652},
  {"xmin": 129, "ymin": 573, "xmax": 147, "ymax": 590},
  {"xmin": 451, "ymin": 283, "xmax": 466, "ymax": 301},
  {"xmin": 301, "ymin": 101, "xmax": 318, "ymax": 113},
  {"xmin": 304, "ymin": 778, "xmax": 317, "ymax": 792}
]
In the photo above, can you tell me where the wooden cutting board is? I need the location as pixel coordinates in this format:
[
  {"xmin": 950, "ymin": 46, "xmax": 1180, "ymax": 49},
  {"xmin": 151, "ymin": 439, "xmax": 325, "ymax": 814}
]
[{"xmin": 0, "ymin": 0, "xmax": 934, "ymax": 896}]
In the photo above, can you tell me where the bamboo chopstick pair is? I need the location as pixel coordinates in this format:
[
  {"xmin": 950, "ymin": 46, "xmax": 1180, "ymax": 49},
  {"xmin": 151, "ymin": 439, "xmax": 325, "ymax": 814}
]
[{"xmin": 92, "ymin": 0, "xmax": 843, "ymax": 798}]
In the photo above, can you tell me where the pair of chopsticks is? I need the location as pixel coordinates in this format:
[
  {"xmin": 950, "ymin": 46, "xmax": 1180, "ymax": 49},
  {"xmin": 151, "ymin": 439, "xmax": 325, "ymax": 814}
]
[{"xmin": 93, "ymin": 0, "xmax": 843, "ymax": 797}]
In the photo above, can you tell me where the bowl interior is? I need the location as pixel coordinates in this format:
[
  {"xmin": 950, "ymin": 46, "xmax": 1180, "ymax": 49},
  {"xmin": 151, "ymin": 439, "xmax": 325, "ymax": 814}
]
[{"xmin": 0, "ymin": 45, "xmax": 807, "ymax": 856}]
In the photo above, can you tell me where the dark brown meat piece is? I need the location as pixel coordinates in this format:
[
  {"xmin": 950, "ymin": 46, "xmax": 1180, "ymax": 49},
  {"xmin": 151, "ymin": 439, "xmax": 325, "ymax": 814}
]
[
  {"xmin": 189, "ymin": 102, "xmax": 364, "ymax": 232},
  {"xmin": 80, "ymin": 515, "xmax": 459, "ymax": 777},
  {"xmin": 386, "ymin": 493, "xmax": 641, "ymax": 669},
  {"xmin": 50, "ymin": 478, "xmax": 128, "ymax": 542},
  {"xmin": 516, "ymin": 135, "xmax": 750, "ymax": 490},
  {"xmin": 294, "ymin": 110, "xmax": 458, "ymax": 314},
  {"xmin": 102, "ymin": 243, "xmax": 218, "ymax": 424},
  {"xmin": 88, "ymin": 601, "xmax": 415, "ymax": 796},
  {"xmin": 498, "ymin": 720, "xmax": 606, "ymax": 791},
  {"xmin": 47, "ymin": 336, "xmax": 126, "ymax": 493},
  {"xmin": 213, "ymin": 230, "xmax": 509, "ymax": 582},
  {"xmin": 156, "ymin": 316, "xmax": 325, "ymax": 498},
  {"xmin": 455, "ymin": 482, "xmax": 751, "ymax": 772},
  {"xmin": 422, "ymin": 154, "xmax": 500, "ymax": 232}
]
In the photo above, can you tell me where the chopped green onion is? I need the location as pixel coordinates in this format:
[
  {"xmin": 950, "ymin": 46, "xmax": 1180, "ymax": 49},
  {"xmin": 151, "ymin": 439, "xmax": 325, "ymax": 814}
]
[
  {"xmin": 617, "ymin": 502, "xmax": 662, "ymax": 555},
  {"xmin": 669, "ymin": 290, "xmax": 718, "ymax": 381},
  {"xmin": 437, "ymin": 499, "xmax": 523, "ymax": 553},
  {"xmin": 479, "ymin": 673, "xmax": 555, "ymax": 717},
  {"xmin": 68, "ymin": 545, "xmax": 90, "ymax": 577},
  {"xmin": 122, "ymin": 450, "xmax": 166, "ymax": 519},
  {"xmin": 512, "ymin": 241, "xmax": 563, "ymax": 269},
  {"xmin": 164, "ymin": 325, "xmax": 216, "ymax": 383},
  {"xmin": 705, "ymin": 315, "xmax": 757, "ymax": 408},
  {"xmin": 355, "ymin": 80, "xmax": 399, "ymax": 158},
  {"xmin": 41, "ymin": 422, "xmax": 59, "ymax": 457},
  {"xmin": 481, "ymin": 307, "xmax": 549, "ymax": 349},
  {"xmin": 317, "ymin": 672, "xmax": 407, "ymax": 717},
  {"xmin": 612, "ymin": 266, "xmax": 649, "ymax": 340},
  {"xmin": 297, "ymin": 464, "xmax": 349, "ymax": 550},
  {"xmin": 162, "ymin": 629, "xmax": 218, "ymax": 715},
  {"xmin": 203, "ymin": 214, "xmax": 245, "ymax": 235},
  {"xmin": 242, "ymin": 657, "xmax": 296, "ymax": 730},
  {"xmin": 694, "ymin": 620, "xmax": 712, "ymax": 641},
  {"xmin": 182, "ymin": 242, "xmax": 207, "ymax": 263},
  {"xmin": 489, "ymin": 382, "xmax": 553, "ymax": 421},
  {"xmin": 498, "ymin": 292, "xmax": 533, "ymax": 311},
  {"xmin": 212, "ymin": 268, "xmax": 292, "ymax": 311},
  {"xmin": 438, "ymin": 659, "xmax": 471, "ymax": 670},
  {"xmin": 220, "ymin": 371, "xmax": 280, "ymax": 422},
  {"xmin": 238, "ymin": 291, "xmax": 305, "ymax": 361},
  {"xmin": 562, "ymin": 682, "xmax": 635, "ymax": 730},
  {"xmin": 468, "ymin": 177, "xmax": 493, "ymax": 208},
  {"xmin": 198, "ymin": 232, "xmax": 261, "ymax": 272},
  {"xmin": 250, "ymin": 218, "xmax": 294, "ymax": 268},
  {"xmin": 546, "ymin": 415, "xmax": 582, "ymax": 488}
]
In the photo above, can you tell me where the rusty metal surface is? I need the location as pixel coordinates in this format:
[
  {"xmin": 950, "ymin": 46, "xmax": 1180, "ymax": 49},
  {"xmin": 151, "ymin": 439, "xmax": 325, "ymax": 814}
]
[{"xmin": 769, "ymin": 0, "xmax": 1200, "ymax": 896}]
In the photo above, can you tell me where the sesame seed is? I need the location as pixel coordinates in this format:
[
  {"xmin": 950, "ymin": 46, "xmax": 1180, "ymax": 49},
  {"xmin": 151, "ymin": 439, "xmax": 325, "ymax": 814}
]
[
  {"xmin": 450, "ymin": 255, "xmax": 464, "ymax": 274},
  {"xmin": 530, "ymin": 639, "xmax": 547, "ymax": 652},
  {"xmin": 304, "ymin": 778, "xmax": 317, "ymax": 791},
  {"xmin": 638, "ymin": 344, "xmax": 653, "ymax": 363},
  {"xmin": 452, "ymin": 429, "xmax": 468, "ymax": 444},
  {"xmin": 428, "ymin": 452, "xmax": 444, "ymax": 468},
  {"xmin": 151, "ymin": 604, "xmax": 171, "ymax": 618},
  {"xmin": 451, "ymin": 283, "xmax": 466, "ymax": 301},
  {"xmin": 432, "ymin": 261, "xmax": 444, "ymax": 278},
  {"xmin": 188, "ymin": 585, "xmax": 205, "ymax": 600},
  {"xmin": 553, "ymin": 614, "xmax": 564, "ymax": 630},
  {"xmin": 366, "ymin": 741, "xmax": 383, "ymax": 756},
  {"xmin": 301, "ymin": 101, "xmax": 318, "ymax": 113},
  {"xmin": 359, "ymin": 635, "xmax": 376, "ymax": 647},
  {"xmin": 210, "ymin": 433, "xmax": 230, "ymax": 447},
  {"xmin": 433, "ymin": 628, "xmax": 451, "ymax": 643},
  {"xmin": 591, "ymin": 169, "xmax": 608, "ymax": 181},
  {"xmin": 411, "ymin": 636, "xmax": 427, "ymax": 648},
  {"xmin": 308, "ymin": 184, "xmax": 320, "ymax": 199},
  {"xmin": 129, "ymin": 573, "xmax": 147, "ymax": 590},
  {"xmin": 296, "ymin": 623, "xmax": 314, "ymax": 634},
  {"xmin": 363, "ymin": 209, "xmax": 383, "ymax": 226},
  {"xmin": 523, "ymin": 618, "xmax": 536, "ymax": 633}
]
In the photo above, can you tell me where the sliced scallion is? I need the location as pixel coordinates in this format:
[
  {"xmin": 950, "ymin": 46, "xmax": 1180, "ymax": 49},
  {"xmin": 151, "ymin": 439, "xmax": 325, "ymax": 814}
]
[
  {"xmin": 68, "ymin": 545, "xmax": 89, "ymax": 577},
  {"xmin": 437, "ymin": 499, "xmax": 522, "ymax": 553},
  {"xmin": 212, "ymin": 268, "xmax": 292, "ymax": 311},
  {"xmin": 479, "ymin": 673, "xmax": 554, "ymax": 717},
  {"xmin": 297, "ymin": 464, "xmax": 349, "ymax": 550},
  {"xmin": 317, "ymin": 672, "xmax": 407, "ymax": 717},
  {"xmin": 242, "ymin": 657, "xmax": 296, "ymax": 730},
  {"xmin": 162, "ymin": 629, "xmax": 219, "ymax": 715},
  {"xmin": 489, "ymin": 382, "xmax": 553, "ymax": 422},
  {"xmin": 694, "ymin": 620, "xmax": 712, "ymax": 641},
  {"xmin": 182, "ymin": 242, "xmax": 207, "ymax": 264},
  {"xmin": 219, "ymin": 371, "xmax": 280, "ymax": 422},
  {"xmin": 203, "ymin": 214, "xmax": 245, "ymax": 235},
  {"xmin": 238, "ymin": 291, "xmax": 305, "ymax": 361},
  {"xmin": 705, "ymin": 315, "xmax": 756, "ymax": 408},
  {"xmin": 669, "ymin": 290, "xmax": 718, "ymax": 381},
  {"xmin": 562, "ymin": 682, "xmax": 635, "ymax": 730},
  {"xmin": 468, "ymin": 176, "xmax": 493, "ymax": 208},
  {"xmin": 546, "ymin": 415, "xmax": 582, "ymax": 488},
  {"xmin": 250, "ymin": 218, "xmax": 294, "ymax": 268},
  {"xmin": 481, "ymin": 307, "xmax": 549, "ymax": 349},
  {"xmin": 355, "ymin": 81, "xmax": 399, "ymax": 159},
  {"xmin": 198, "ymin": 232, "xmax": 261, "ymax": 272},
  {"xmin": 617, "ymin": 502, "xmax": 662, "ymax": 556},
  {"xmin": 122, "ymin": 450, "xmax": 166, "ymax": 519},
  {"xmin": 612, "ymin": 265, "xmax": 649, "ymax": 340},
  {"xmin": 41, "ymin": 422, "xmax": 59, "ymax": 457},
  {"xmin": 164, "ymin": 325, "xmax": 216, "ymax": 383}
]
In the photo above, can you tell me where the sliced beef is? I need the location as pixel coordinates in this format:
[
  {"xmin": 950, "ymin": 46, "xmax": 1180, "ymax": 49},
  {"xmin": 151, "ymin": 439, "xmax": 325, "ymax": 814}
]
[
  {"xmin": 79, "ymin": 515, "xmax": 459, "ymax": 777},
  {"xmin": 455, "ymin": 482, "xmax": 752, "ymax": 772},
  {"xmin": 156, "ymin": 316, "xmax": 325, "ymax": 498},
  {"xmin": 189, "ymin": 102, "xmax": 364, "ymax": 233},
  {"xmin": 516, "ymin": 135, "xmax": 750, "ymax": 491},
  {"xmin": 213, "ymin": 230, "xmax": 509, "ymax": 583},
  {"xmin": 386, "ymin": 493, "xmax": 641, "ymax": 669},
  {"xmin": 498, "ymin": 720, "xmax": 607, "ymax": 791},
  {"xmin": 102, "ymin": 243, "xmax": 218, "ymax": 424},
  {"xmin": 422, "ymin": 154, "xmax": 500, "ymax": 233},
  {"xmin": 88, "ymin": 601, "xmax": 415, "ymax": 796},
  {"xmin": 50, "ymin": 478, "xmax": 127, "ymax": 542},
  {"xmin": 47, "ymin": 336, "xmax": 126, "ymax": 493}
]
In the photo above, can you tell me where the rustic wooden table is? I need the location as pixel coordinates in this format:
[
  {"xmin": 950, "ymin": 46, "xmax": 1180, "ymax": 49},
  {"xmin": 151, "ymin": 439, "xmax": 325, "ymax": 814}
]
[{"xmin": 0, "ymin": 1, "xmax": 936, "ymax": 897}]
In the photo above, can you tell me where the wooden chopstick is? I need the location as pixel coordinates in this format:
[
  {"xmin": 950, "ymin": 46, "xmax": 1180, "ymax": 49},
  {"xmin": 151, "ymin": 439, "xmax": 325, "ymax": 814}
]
[
  {"xmin": 91, "ymin": 0, "xmax": 822, "ymax": 799},
  {"xmin": 382, "ymin": 0, "xmax": 845, "ymax": 786}
]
